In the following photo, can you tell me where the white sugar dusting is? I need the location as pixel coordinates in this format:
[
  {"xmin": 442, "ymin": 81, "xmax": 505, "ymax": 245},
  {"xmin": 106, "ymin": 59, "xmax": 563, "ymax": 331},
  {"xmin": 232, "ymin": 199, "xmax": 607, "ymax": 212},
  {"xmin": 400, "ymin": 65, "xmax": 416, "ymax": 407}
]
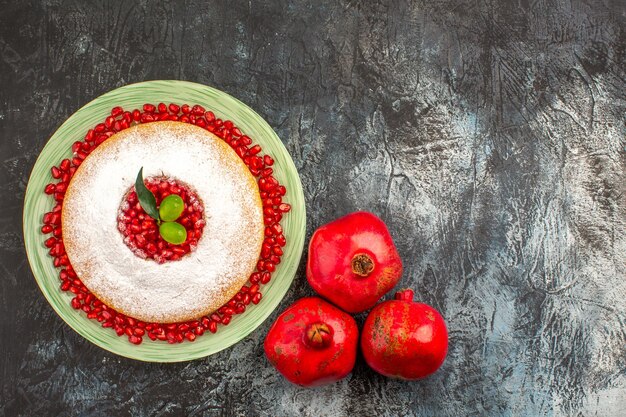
[{"xmin": 62, "ymin": 122, "xmax": 264, "ymax": 323}]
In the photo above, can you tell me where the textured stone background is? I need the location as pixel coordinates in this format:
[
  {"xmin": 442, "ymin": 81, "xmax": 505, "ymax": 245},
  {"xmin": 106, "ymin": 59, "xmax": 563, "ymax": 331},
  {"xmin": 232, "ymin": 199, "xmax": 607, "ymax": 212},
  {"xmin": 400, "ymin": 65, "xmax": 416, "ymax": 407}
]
[{"xmin": 1, "ymin": 0, "xmax": 625, "ymax": 416}]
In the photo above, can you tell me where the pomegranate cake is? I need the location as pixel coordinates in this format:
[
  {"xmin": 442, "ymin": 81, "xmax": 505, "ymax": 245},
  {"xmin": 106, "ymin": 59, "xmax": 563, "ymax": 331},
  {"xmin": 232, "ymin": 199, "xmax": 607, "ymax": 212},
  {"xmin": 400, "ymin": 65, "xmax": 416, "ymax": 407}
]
[{"xmin": 61, "ymin": 121, "xmax": 264, "ymax": 323}]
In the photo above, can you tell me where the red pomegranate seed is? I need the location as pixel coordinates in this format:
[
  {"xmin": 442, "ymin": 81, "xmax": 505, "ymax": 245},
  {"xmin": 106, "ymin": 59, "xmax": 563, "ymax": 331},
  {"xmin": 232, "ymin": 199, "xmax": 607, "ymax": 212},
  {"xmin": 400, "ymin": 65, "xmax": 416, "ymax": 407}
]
[
  {"xmin": 270, "ymin": 255, "xmax": 280, "ymax": 264},
  {"xmin": 248, "ymin": 144, "xmax": 261, "ymax": 155},
  {"xmin": 111, "ymin": 106, "xmax": 123, "ymax": 117},
  {"xmin": 192, "ymin": 105, "xmax": 205, "ymax": 115},
  {"xmin": 60, "ymin": 159, "xmax": 70, "ymax": 171}
]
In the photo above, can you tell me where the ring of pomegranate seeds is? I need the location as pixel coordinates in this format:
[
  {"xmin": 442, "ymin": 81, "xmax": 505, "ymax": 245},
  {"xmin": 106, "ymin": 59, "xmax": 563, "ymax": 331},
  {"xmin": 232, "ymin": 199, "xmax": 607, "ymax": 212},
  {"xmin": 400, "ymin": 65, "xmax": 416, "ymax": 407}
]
[{"xmin": 41, "ymin": 103, "xmax": 291, "ymax": 345}]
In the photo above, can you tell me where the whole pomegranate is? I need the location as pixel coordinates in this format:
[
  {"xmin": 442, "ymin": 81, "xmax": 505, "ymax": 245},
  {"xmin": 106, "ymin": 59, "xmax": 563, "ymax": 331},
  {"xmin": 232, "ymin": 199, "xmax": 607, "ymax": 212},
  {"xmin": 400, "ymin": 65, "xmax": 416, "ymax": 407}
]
[
  {"xmin": 264, "ymin": 297, "xmax": 359, "ymax": 387},
  {"xmin": 306, "ymin": 211, "xmax": 403, "ymax": 313},
  {"xmin": 361, "ymin": 289, "xmax": 448, "ymax": 380}
]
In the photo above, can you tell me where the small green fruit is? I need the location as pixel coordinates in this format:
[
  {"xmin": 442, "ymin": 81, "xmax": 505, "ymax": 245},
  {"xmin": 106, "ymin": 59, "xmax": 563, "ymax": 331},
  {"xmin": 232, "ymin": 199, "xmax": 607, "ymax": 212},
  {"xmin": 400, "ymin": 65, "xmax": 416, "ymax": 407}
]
[
  {"xmin": 159, "ymin": 194, "xmax": 185, "ymax": 221},
  {"xmin": 159, "ymin": 221, "xmax": 187, "ymax": 245}
]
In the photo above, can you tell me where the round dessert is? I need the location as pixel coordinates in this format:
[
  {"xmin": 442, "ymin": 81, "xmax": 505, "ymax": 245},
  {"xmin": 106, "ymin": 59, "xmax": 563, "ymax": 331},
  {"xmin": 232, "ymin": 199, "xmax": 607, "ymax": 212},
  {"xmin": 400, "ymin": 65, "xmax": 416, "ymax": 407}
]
[{"xmin": 61, "ymin": 121, "xmax": 264, "ymax": 323}]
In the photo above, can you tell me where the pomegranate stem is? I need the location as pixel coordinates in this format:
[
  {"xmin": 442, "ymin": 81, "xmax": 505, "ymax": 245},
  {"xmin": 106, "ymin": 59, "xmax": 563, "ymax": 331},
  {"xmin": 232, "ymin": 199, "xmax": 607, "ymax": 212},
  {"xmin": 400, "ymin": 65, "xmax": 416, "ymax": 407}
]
[
  {"xmin": 304, "ymin": 322, "xmax": 333, "ymax": 349},
  {"xmin": 351, "ymin": 253, "xmax": 375, "ymax": 277}
]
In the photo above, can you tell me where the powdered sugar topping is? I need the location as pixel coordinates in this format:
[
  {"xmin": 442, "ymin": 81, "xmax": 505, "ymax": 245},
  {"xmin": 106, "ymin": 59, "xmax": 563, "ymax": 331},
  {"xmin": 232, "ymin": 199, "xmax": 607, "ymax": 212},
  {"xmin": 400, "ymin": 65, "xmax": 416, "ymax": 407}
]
[{"xmin": 61, "ymin": 122, "xmax": 264, "ymax": 323}]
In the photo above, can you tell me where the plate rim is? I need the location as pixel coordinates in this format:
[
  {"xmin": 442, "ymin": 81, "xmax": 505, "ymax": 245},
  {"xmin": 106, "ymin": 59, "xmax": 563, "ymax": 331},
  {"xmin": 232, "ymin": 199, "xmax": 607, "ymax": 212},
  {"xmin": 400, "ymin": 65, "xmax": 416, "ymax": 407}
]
[{"xmin": 23, "ymin": 80, "xmax": 306, "ymax": 362}]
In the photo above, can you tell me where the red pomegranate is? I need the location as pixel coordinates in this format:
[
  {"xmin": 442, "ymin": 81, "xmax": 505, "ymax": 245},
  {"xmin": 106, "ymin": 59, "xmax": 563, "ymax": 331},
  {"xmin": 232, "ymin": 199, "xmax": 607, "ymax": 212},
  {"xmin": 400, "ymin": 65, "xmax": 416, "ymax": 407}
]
[
  {"xmin": 264, "ymin": 297, "xmax": 359, "ymax": 387},
  {"xmin": 306, "ymin": 211, "xmax": 403, "ymax": 313},
  {"xmin": 361, "ymin": 289, "xmax": 448, "ymax": 380}
]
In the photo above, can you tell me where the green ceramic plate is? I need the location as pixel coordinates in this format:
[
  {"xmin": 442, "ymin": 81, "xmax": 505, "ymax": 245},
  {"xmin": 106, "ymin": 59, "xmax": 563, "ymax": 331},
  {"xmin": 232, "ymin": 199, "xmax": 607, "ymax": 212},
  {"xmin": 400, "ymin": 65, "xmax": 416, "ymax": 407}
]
[{"xmin": 23, "ymin": 80, "xmax": 306, "ymax": 362}]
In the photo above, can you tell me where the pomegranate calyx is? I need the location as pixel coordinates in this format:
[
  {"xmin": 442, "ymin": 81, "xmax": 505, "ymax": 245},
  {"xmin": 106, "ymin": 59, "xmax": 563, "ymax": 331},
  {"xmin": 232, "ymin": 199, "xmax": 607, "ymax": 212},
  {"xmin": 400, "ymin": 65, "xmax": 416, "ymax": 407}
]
[
  {"xmin": 394, "ymin": 288, "xmax": 415, "ymax": 302},
  {"xmin": 304, "ymin": 322, "xmax": 333, "ymax": 349},
  {"xmin": 351, "ymin": 253, "xmax": 375, "ymax": 277}
]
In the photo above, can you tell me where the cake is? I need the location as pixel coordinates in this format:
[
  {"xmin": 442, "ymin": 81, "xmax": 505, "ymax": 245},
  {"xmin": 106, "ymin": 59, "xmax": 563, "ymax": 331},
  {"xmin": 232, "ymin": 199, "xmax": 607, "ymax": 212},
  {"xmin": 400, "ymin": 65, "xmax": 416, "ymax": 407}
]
[{"xmin": 61, "ymin": 121, "xmax": 265, "ymax": 323}]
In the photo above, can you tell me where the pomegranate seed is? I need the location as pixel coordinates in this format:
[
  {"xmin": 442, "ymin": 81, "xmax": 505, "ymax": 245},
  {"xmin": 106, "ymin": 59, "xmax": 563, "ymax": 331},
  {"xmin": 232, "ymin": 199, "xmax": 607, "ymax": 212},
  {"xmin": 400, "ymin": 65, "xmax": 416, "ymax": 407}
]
[
  {"xmin": 249, "ymin": 144, "xmax": 262, "ymax": 155},
  {"xmin": 111, "ymin": 106, "xmax": 123, "ymax": 117},
  {"xmin": 208, "ymin": 321, "xmax": 218, "ymax": 333},
  {"xmin": 192, "ymin": 105, "xmax": 205, "ymax": 115},
  {"xmin": 252, "ymin": 293, "xmax": 263, "ymax": 304},
  {"xmin": 271, "ymin": 223, "xmax": 283, "ymax": 235},
  {"xmin": 60, "ymin": 159, "xmax": 70, "ymax": 171},
  {"xmin": 143, "ymin": 103, "xmax": 156, "ymax": 113},
  {"xmin": 169, "ymin": 103, "xmax": 180, "ymax": 113}
]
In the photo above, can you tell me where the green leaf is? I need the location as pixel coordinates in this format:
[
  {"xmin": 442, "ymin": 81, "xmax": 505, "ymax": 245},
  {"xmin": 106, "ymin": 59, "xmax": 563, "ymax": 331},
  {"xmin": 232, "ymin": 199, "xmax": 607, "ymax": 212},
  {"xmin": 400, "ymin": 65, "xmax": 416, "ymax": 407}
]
[{"xmin": 135, "ymin": 167, "xmax": 160, "ymax": 221}]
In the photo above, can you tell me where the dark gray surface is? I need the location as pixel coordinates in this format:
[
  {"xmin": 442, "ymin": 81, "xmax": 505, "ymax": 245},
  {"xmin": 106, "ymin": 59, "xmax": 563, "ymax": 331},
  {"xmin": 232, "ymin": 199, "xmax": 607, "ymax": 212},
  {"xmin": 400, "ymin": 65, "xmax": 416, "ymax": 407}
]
[{"xmin": 1, "ymin": 1, "xmax": 625, "ymax": 416}]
